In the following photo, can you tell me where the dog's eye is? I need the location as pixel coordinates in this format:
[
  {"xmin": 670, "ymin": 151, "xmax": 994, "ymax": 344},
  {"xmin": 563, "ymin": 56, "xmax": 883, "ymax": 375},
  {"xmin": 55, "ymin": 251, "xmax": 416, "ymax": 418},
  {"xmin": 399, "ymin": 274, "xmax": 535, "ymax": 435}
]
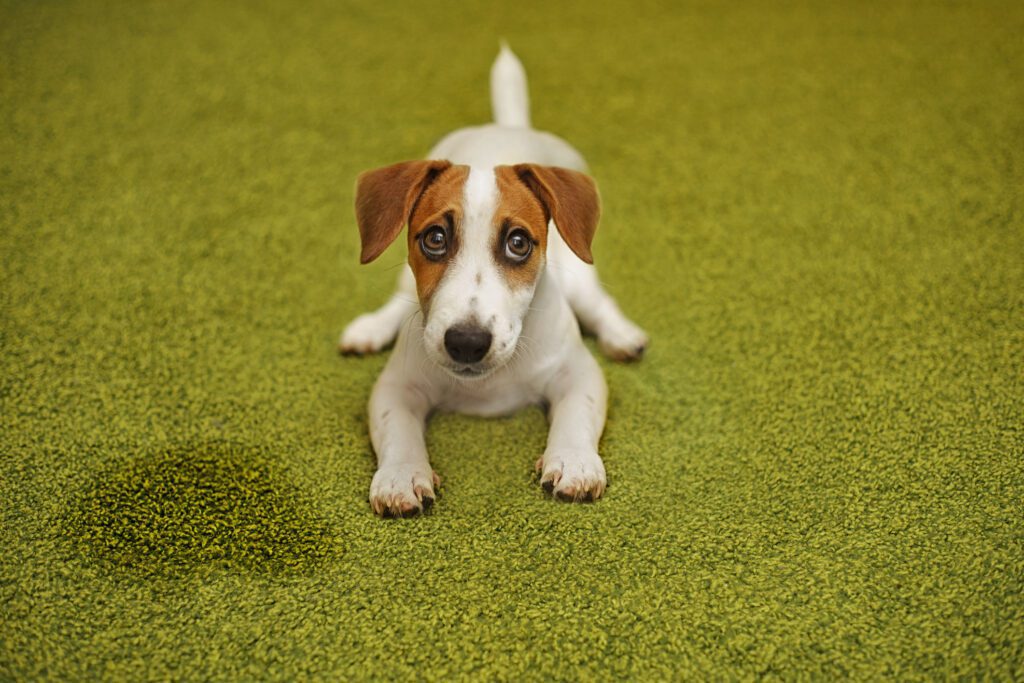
[
  {"xmin": 420, "ymin": 226, "xmax": 448, "ymax": 259},
  {"xmin": 504, "ymin": 229, "xmax": 533, "ymax": 262}
]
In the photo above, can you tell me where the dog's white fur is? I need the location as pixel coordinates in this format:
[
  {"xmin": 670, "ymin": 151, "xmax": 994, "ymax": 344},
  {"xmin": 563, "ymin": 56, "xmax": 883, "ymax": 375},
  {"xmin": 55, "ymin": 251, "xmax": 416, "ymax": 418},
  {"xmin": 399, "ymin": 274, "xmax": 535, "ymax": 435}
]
[{"xmin": 341, "ymin": 46, "xmax": 648, "ymax": 516}]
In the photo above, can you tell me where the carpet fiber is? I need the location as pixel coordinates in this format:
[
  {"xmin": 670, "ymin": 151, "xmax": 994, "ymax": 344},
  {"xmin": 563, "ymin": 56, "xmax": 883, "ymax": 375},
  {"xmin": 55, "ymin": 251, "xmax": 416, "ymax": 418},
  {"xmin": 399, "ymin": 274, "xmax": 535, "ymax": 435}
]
[{"xmin": 2, "ymin": 0, "xmax": 1022, "ymax": 679}]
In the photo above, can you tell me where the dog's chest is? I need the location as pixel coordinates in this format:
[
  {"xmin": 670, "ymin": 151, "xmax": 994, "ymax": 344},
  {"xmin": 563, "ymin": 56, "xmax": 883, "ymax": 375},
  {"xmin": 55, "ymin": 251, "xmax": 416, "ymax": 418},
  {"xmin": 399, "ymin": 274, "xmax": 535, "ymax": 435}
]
[{"xmin": 436, "ymin": 376, "xmax": 543, "ymax": 417}]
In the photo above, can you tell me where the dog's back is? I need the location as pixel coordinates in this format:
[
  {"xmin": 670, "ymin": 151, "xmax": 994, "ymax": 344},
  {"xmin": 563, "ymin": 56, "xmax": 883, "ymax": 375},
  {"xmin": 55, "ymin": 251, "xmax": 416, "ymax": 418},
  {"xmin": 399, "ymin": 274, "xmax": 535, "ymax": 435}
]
[{"xmin": 428, "ymin": 46, "xmax": 588, "ymax": 171}]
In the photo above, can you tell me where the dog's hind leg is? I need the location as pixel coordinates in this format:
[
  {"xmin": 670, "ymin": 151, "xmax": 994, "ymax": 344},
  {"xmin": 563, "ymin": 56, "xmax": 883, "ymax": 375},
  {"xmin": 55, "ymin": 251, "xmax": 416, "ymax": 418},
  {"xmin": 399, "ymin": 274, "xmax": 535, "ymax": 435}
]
[
  {"xmin": 339, "ymin": 265, "xmax": 419, "ymax": 355},
  {"xmin": 549, "ymin": 241, "xmax": 648, "ymax": 361}
]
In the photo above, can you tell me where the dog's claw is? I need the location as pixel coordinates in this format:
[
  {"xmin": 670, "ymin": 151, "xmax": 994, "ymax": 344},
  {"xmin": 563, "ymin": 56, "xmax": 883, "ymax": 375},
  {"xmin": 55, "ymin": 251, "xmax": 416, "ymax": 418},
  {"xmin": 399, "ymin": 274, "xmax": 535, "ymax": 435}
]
[
  {"xmin": 383, "ymin": 505, "xmax": 417, "ymax": 519},
  {"xmin": 414, "ymin": 483, "xmax": 436, "ymax": 514},
  {"xmin": 381, "ymin": 499, "xmax": 423, "ymax": 518}
]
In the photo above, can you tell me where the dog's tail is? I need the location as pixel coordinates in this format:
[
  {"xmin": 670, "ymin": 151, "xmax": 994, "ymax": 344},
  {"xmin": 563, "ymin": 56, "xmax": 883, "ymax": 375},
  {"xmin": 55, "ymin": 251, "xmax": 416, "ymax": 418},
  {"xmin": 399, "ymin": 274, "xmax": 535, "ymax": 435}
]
[{"xmin": 490, "ymin": 42, "xmax": 531, "ymax": 128}]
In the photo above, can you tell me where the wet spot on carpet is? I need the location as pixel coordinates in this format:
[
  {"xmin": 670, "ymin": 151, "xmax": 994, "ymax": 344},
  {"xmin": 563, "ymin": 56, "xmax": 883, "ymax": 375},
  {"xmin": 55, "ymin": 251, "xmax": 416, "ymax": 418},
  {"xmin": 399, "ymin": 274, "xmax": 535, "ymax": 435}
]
[{"xmin": 66, "ymin": 441, "xmax": 336, "ymax": 578}]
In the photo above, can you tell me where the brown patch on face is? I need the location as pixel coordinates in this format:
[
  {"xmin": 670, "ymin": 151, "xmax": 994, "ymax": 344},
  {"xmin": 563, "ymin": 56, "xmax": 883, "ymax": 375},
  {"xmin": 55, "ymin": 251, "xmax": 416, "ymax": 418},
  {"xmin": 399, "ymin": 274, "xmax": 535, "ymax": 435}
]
[
  {"xmin": 509, "ymin": 164, "xmax": 600, "ymax": 264},
  {"xmin": 355, "ymin": 160, "xmax": 452, "ymax": 264},
  {"xmin": 494, "ymin": 166, "xmax": 550, "ymax": 289},
  {"xmin": 406, "ymin": 165, "xmax": 470, "ymax": 307}
]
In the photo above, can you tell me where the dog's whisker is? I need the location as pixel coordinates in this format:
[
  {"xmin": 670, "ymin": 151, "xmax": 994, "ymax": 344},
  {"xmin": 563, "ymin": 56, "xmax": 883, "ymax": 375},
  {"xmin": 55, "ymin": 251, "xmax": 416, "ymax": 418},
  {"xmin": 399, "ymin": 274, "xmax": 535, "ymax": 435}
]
[{"xmin": 399, "ymin": 309, "xmax": 423, "ymax": 374}]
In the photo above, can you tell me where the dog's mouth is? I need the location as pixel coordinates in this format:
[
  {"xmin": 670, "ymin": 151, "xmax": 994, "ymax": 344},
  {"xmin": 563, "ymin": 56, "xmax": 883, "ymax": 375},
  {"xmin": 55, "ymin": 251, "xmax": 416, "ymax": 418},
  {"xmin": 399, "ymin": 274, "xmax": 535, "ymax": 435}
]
[{"xmin": 451, "ymin": 363, "xmax": 490, "ymax": 379}]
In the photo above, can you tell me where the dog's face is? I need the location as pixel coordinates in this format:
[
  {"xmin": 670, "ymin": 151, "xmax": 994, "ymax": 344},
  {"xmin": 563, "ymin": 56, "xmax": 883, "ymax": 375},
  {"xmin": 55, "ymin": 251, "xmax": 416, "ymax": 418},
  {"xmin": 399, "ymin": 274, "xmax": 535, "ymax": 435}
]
[{"xmin": 355, "ymin": 160, "xmax": 599, "ymax": 379}]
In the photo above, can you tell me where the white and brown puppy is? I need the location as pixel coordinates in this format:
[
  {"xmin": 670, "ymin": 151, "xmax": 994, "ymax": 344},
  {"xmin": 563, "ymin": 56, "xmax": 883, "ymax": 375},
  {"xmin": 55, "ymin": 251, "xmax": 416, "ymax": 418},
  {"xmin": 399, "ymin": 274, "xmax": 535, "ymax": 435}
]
[{"xmin": 341, "ymin": 45, "xmax": 648, "ymax": 516}]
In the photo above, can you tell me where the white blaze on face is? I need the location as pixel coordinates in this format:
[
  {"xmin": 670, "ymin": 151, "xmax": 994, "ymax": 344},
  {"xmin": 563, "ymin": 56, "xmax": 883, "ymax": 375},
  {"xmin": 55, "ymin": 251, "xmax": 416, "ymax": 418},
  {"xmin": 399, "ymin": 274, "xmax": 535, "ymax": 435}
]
[{"xmin": 421, "ymin": 166, "xmax": 539, "ymax": 376}]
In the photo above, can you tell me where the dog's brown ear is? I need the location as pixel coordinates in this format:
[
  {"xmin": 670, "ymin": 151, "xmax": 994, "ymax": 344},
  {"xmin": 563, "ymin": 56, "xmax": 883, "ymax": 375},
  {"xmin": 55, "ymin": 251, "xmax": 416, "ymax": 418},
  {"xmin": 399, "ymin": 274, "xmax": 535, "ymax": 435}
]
[
  {"xmin": 512, "ymin": 164, "xmax": 600, "ymax": 264},
  {"xmin": 355, "ymin": 160, "xmax": 452, "ymax": 264}
]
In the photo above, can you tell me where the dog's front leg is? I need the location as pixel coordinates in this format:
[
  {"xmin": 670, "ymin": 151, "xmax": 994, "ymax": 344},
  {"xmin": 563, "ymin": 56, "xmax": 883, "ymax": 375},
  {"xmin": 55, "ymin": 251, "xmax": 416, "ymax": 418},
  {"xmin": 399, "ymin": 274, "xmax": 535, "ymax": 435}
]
[
  {"xmin": 367, "ymin": 375, "xmax": 438, "ymax": 517},
  {"xmin": 538, "ymin": 351, "xmax": 609, "ymax": 501}
]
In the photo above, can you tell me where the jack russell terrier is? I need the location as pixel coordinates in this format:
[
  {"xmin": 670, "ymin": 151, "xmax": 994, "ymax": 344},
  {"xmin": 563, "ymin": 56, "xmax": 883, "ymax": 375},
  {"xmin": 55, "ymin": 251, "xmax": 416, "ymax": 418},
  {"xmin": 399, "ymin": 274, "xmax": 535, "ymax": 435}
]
[{"xmin": 341, "ymin": 45, "xmax": 648, "ymax": 516}]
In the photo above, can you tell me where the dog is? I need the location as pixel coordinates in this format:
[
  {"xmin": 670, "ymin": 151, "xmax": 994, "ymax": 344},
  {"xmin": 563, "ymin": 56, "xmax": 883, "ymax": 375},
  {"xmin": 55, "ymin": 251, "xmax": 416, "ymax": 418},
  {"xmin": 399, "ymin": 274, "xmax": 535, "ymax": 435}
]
[{"xmin": 341, "ymin": 45, "xmax": 648, "ymax": 516}]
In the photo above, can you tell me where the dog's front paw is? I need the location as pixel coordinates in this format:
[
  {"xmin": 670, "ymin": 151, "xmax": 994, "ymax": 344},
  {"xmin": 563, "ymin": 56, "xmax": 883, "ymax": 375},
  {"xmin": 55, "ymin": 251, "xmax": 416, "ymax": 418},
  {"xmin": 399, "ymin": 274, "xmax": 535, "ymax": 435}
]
[
  {"xmin": 339, "ymin": 312, "xmax": 396, "ymax": 355},
  {"xmin": 369, "ymin": 464, "xmax": 440, "ymax": 517},
  {"xmin": 536, "ymin": 449, "xmax": 607, "ymax": 502},
  {"xmin": 597, "ymin": 318, "xmax": 648, "ymax": 362}
]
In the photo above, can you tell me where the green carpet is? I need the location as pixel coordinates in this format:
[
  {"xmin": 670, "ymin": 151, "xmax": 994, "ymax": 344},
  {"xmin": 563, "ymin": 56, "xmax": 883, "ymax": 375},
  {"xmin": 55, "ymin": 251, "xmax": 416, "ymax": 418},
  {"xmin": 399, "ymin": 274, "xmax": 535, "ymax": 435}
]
[{"xmin": 2, "ymin": 0, "xmax": 1022, "ymax": 679}]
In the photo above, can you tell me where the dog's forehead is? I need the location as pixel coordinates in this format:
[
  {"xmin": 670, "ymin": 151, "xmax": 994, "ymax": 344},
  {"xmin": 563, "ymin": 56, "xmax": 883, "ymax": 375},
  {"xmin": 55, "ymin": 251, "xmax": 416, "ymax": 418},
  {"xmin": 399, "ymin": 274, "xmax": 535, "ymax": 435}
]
[
  {"xmin": 461, "ymin": 166, "xmax": 499, "ymax": 228},
  {"xmin": 413, "ymin": 164, "xmax": 543, "ymax": 238}
]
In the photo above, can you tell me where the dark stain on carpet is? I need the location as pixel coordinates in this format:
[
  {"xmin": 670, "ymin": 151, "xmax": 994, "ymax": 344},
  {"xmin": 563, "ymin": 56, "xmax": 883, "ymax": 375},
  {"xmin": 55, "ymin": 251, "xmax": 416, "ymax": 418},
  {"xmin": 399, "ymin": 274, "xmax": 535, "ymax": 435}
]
[{"xmin": 66, "ymin": 442, "xmax": 336, "ymax": 578}]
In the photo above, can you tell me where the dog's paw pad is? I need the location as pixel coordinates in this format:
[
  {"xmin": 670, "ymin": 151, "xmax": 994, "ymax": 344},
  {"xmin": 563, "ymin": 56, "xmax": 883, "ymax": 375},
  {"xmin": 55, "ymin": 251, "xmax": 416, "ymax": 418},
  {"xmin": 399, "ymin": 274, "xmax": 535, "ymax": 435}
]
[
  {"xmin": 598, "ymin": 320, "xmax": 649, "ymax": 363},
  {"xmin": 339, "ymin": 313, "xmax": 396, "ymax": 355},
  {"xmin": 539, "ymin": 449, "xmax": 606, "ymax": 502},
  {"xmin": 369, "ymin": 465, "xmax": 438, "ymax": 517}
]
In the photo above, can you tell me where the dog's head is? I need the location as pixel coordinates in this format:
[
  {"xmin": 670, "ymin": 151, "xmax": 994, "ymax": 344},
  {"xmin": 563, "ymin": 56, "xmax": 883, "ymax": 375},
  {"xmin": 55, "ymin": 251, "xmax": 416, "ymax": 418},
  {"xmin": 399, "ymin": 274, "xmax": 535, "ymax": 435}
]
[{"xmin": 355, "ymin": 160, "xmax": 599, "ymax": 379}]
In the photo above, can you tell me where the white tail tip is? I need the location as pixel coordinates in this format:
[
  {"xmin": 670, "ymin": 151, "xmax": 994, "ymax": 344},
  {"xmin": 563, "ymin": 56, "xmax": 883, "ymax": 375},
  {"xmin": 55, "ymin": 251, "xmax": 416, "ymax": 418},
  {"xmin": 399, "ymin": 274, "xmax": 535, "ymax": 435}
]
[{"xmin": 490, "ymin": 42, "xmax": 531, "ymax": 128}]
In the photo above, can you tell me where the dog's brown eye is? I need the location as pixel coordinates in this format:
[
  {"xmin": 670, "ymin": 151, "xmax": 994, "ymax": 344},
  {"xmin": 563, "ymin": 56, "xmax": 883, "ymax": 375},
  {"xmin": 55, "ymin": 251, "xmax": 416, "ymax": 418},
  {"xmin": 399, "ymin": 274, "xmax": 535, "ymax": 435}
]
[
  {"xmin": 420, "ymin": 226, "xmax": 448, "ymax": 259},
  {"xmin": 504, "ymin": 229, "xmax": 533, "ymax": 262}
]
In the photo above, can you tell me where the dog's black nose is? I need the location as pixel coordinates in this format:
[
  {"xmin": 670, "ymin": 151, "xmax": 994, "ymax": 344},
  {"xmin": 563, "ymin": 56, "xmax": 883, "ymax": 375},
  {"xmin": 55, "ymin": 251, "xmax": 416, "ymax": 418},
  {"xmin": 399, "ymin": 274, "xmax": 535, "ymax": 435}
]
[{"xmin": 444, "ymin": 325, "xmax": 492, "ymax": 364}]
